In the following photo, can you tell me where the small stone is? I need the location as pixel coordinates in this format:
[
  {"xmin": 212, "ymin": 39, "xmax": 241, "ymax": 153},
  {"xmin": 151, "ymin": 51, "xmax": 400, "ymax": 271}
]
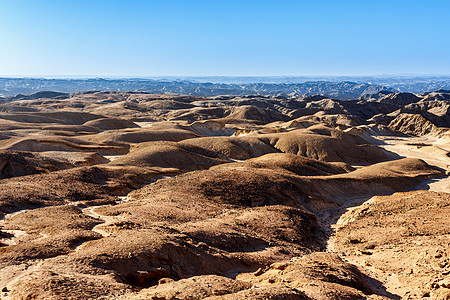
[
  {"xmin": 439, "ymin": 278, "xmax": 450, "ymax": 288},
  {"xmin": 431, "ymin": 282, "xmax": 440, "ymax": 289},
  {"xmin": 1, "ymin": 287, "xmax": 7, "ymax": 293},
  {"xmin": 349, "ymin": 239, "xmax": 362, "ymax": 244},
  {"xmin": 254, "ymin": 268, "xmax": 264, "ymax": 276},
  {"xmin": 363, "ymin": 261, "xmax": 372, "ymax": 267},
  {"xmin": 158, "ymin": 278, "xmax": 175, "ymax": 285},
  {"xmin": 420, "ymin": 291, "xmax": 430, "ymax": 297},
  {"xmin": 196, "ymin": 242, "xmax": 208, "ymax": 250},
  {"xmin": 271, "ymin": 262, "xmax": 288, "ymax": 270}
]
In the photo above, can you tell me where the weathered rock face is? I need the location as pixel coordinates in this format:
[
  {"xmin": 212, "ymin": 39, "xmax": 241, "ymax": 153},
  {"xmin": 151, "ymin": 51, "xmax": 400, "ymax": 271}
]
[
  {"xmin": 0, "ymin": 165, "xmax": 164, "ymax": 215},
  {"xmin": 0, "ymin": 150, "xmax": 72, "ymax": 179},
  {"xmin": 330, "ymin": 191, "xmax": 450, "ymax": 299},
  {"xmin": 388, "ymin": 113, "xmax": 445, "ymax": 136},
  {"xmin": 377, "ymin": 92, "xmax": 422, "ymax": 106},
  {"xmin": 0, "ymin": 90, "xmax": 449, "ymax": 299}
]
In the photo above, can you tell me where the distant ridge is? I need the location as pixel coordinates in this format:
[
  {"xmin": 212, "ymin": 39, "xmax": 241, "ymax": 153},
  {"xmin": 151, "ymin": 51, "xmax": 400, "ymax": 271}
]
[
  {"xmin": 8, "ymin": 91, "xmax": 69, "ymax": 100},
  {"xmin": 0, "ymin": 77, "xmax": 394, "ymax": 100}
]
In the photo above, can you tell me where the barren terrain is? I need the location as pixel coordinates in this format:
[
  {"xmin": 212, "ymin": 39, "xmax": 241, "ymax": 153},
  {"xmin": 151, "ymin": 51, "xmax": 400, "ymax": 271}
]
[{"xmin": 0, "ymin": 90, "xmax": 448, "ymax": 299}]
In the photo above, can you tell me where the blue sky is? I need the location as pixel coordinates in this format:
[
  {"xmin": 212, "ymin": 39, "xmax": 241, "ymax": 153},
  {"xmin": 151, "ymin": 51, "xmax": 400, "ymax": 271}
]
[{"xmin": 0, "ymin": 0, "xmax": 449, "ymax": 76}]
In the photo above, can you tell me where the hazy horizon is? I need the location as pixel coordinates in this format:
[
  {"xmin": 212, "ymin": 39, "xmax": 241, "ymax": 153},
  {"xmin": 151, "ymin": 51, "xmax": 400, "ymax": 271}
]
[{"xmin": 2, "ymin": 74, "xmax": 450, "ymax": 80}]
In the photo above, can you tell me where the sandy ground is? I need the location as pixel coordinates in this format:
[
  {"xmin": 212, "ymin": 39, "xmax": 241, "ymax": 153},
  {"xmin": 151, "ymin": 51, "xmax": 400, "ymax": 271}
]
[
  {"xmin": 104, "ymin": 154, "xmax": 127, "ymax": 162},
  {"xmin": 134, "ymin": 121, "xmax": 154, "ymax": 128},
  {"xmin": 323, "ymin": 134, "xmax": 450, "ymax": 299},
  {"xmin": 377, "ymin": 135, "xmax": 450, "ymax": 193},
  {"xmin": 0, "ymin": 197, "xmax": 128, "ymax": 298}
]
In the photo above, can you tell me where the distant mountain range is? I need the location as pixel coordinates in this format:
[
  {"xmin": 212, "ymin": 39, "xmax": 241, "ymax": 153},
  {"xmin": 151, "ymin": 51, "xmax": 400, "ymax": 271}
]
[{"xmin": 0, "ymin": 76, "xmax": 449, "ymax": 100}]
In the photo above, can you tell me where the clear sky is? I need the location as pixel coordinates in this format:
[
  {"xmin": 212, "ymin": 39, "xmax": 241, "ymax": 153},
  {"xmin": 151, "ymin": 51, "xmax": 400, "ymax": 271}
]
[{"xmin": 0, "ymin": 0, "xmax": 449, "ymax": 77}]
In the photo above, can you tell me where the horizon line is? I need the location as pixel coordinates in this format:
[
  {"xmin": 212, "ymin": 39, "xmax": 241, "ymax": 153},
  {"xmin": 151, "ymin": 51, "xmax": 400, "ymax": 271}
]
[{"xmin": 1, "ymin": 74, "xmax": 450, "ymax": 80}]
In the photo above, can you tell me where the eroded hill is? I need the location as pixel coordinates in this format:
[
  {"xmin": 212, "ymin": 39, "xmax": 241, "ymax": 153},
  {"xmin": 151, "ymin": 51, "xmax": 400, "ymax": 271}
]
[{"xmin": 0, "ymin": 90, "xmax": 449, "ymax": 299}]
